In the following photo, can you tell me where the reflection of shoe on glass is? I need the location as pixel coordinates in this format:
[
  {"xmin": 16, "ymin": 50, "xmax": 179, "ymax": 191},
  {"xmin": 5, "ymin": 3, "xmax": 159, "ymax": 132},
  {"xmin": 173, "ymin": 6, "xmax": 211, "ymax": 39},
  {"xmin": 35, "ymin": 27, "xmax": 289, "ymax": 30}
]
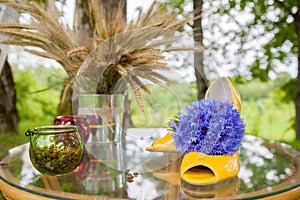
[
  {"xmin": 147, "ymin": 154, "xmax": 182, "ymax": 185},
  {"xmin": 145, "ymin": 130, "xmax": 177, "ymax": 152},
  {"xmin": 180, "ymin": 176, "xmax": 239, "ymax": 198},
  {"xmin": 175, "ymin": 77, "xmax": 245, "ymax": 185},
  {"xmin": 145, "ymin": 77, "xmax": 242, "ymax": 153}
]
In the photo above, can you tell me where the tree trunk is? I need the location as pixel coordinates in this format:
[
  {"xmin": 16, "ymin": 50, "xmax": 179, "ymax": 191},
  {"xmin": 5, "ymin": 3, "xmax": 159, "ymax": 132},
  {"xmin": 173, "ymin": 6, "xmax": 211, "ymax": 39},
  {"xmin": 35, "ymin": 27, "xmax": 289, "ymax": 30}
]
[
  {"xmin": 0, "ymin": 2, "xmax": 21, "ymax": 134},
  {"xmin": 101, "ymin": 0, "xmax": 126, "ymax": 18},
  {"xmin": 0, "ymin": 59, "xmax": 18, "ymax": 134},
  {"xmin": 294, "ymin": 0, "xmax": 300, "ymax": 140},
  {"xmin": 193, "ymin": 0, "xmax": 208, "ymax": 99},
  {"xmin": 57, "ymin": 84, "xmax": 73, "ymax": 116}
]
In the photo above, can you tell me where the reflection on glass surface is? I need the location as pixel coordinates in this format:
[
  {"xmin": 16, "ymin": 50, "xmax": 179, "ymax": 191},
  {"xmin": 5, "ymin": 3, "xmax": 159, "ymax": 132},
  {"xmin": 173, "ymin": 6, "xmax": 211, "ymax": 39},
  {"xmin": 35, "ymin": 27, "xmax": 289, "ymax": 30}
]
[
  {"xmin": 123, "ymin": 128, "xmax": 182, "ymax": 172},
  {"xmin": 180, "ymin": 177, "xmax": 239, "ymax": 199},
  {"xmin": 0, "ymin": 133, "xmax": 300, "ymax": 199},
  {"xmin": 238, "ymin": 136, "xmax": 291, "ymax": 193},
  {"xmin": 7, "ymin": 144, "xmax": 40, "ymax": 185}
]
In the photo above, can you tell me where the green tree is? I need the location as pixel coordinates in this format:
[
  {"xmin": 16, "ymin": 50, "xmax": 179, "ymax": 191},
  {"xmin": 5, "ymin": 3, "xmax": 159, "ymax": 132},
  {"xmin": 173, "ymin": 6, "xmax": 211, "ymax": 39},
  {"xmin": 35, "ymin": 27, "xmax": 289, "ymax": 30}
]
[
  {"xmin": 162, "ymin": 0, "xmax": 300, "ymax": 139},
  {"xmin": 213, "ymin": 0, "xmax": 299, "ymax": 139},
  {"xmin": 13, "ymin": 66, "xmax": 63, "ymax": 125}
]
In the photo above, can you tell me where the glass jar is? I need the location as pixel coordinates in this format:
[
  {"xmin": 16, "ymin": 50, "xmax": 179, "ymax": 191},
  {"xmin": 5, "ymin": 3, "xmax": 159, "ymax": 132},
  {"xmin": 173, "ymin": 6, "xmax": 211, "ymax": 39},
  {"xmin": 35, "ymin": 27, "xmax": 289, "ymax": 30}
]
[
  {"xmin": 54, "ymin": 116, "xmax": 96, "ymax": 179},
  {"xmin": 25, "ymin": 125, "xmax": 84, "ymax": 175},
  {"xmin": 54, "ymin": 116, "xmax": 90, "ymax": 144}
]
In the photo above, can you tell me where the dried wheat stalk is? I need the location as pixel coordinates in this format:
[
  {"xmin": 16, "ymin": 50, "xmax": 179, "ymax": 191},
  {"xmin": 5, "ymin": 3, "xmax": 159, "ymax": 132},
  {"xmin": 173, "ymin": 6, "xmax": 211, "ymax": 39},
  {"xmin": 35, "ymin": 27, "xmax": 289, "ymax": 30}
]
[{"xmin": 0, "ymin": 0, "xmax": 203, "ymax": 110}]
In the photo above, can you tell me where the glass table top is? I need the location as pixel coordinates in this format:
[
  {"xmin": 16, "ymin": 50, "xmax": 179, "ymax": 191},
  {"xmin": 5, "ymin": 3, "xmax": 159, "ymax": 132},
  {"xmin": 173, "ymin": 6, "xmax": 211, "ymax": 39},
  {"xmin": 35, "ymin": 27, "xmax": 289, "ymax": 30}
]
[{"xmin": 0, "ymin": 128, "xmax": 300, "ymax": 199}]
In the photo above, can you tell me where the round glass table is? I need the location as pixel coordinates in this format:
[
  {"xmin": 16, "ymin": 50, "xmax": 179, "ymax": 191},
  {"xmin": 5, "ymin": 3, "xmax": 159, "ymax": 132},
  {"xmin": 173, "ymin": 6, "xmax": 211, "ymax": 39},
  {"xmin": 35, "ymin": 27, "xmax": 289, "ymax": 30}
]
[{"xmin": 1, "ymin": 128, "xmax": 300, "ymax": 199}]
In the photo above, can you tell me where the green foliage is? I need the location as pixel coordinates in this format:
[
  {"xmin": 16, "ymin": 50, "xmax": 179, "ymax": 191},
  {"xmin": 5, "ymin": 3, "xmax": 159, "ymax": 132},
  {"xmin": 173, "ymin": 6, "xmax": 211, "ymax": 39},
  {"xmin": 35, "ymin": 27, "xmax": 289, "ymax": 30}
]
[
  {"xmin": 12, "ymin": 65, "xmax": 65, "ymax": 133},
  {"xmin": 285, "ymin": 140, "xmax": 300, "ymax": 151},
  {"xmin": 130, "ymin": 80, "xmax": 295, "ymax": 142},
  {"xmin": 234, "ymin": 72, "xmax": 294, "ymax": 102},
  {"xmin": 227, "ymin": 0, "xmax": 297, "ymax": 80},
  {"xmin": 0, "ymin": 131, "xmax": 28, "ymax": 156},
  {"xmin": 236, "ymin": 80, "xmax": 273, "ymax": 101},
  {"xmin": 160, "ymin": 0, "xmax": 298, "ymax": 138},
  {"xmin": 235, "ymin": 75, "xmax": 296, "ymax": 140},
  {"xmin": 270, "ymin": 72, "xmax": 295, "ymax": 104},
  {"xmin": 0, "ymin": 65, "xmax": 65, "ymax": 156},
  {"xmin": 230, "ymin": 78, "xmax": 295, "ymax": 141},
  {"xmin": 241, "ymin": 99, "xmax": 295, "ymax": 141},
  {"xmin": 130, "ymin": 83, "xmax": 198, "ymax": 127},
  {"xmin": 160, "ymin": 0, "xmax": 187, "ymax": 14}
]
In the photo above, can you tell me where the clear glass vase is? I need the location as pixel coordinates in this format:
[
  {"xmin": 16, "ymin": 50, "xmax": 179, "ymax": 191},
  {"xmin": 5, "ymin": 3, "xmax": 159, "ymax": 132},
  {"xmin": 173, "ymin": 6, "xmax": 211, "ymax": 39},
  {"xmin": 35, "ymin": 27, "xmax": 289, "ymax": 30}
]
[{"xmin": 77, "ymin": 94, "xmax": 125, "ymax": 171}]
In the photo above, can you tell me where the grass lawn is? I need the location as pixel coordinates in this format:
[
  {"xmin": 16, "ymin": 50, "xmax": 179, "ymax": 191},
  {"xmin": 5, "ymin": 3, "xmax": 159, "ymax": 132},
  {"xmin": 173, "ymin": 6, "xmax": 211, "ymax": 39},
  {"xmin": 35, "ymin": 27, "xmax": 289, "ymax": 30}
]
[
  {"xmin": 241, "ymin": 99, "xmax": 295, "ymax": 141},
  {"xmin": 0, "ymin": 131, "xmax": 28, "ymax": 156}
]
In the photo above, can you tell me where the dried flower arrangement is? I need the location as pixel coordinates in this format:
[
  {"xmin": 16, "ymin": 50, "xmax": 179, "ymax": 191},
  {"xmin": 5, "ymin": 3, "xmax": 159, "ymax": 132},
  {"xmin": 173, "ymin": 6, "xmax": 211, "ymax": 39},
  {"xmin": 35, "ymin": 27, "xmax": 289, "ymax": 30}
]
[{"xmin": 0, "ymin": 0, "xmax": 202, "ymax": 110}]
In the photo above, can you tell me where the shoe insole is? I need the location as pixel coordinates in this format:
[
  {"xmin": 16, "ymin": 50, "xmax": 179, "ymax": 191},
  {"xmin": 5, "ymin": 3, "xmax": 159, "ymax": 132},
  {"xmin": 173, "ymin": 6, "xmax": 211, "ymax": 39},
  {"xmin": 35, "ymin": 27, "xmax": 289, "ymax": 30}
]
[
  {"xmin": 182, "ymin": 166, "xmax": 216, "ymax": 184},
  {"xmin": 206, "ymin": 78, "xmax": 232, "ymax": 102}
]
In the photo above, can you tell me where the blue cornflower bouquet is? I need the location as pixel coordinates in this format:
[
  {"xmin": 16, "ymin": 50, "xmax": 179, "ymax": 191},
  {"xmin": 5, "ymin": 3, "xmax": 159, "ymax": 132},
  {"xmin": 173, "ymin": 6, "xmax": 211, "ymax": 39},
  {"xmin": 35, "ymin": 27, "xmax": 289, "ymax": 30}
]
[{"xmin": 169, "ymin": 99, "xmax": 245, "ymax": 156}]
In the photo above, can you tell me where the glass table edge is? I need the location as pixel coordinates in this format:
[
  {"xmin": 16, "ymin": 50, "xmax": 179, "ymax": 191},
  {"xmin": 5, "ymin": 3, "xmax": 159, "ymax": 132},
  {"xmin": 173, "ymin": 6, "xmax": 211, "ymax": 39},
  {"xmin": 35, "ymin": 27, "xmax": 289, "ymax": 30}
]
[
  {"xmin": 237, "ymin": 136, "xmax": 300, "ymax": 199},
  {"xmin": 0, "ymin": 135, "xmax": 300, "ymax": 199},
  {"xmin": 0, "ymin": 175, "xmax": 76, "ymax": 200}
]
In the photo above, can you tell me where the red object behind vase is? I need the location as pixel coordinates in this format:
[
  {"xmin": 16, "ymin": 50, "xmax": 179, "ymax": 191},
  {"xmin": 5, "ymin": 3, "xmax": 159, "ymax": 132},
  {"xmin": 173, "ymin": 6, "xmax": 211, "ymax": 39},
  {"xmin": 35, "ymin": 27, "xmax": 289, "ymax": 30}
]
[{"xmin": 54, "ymin": 116, "xmax": 90, "ymax": 144}]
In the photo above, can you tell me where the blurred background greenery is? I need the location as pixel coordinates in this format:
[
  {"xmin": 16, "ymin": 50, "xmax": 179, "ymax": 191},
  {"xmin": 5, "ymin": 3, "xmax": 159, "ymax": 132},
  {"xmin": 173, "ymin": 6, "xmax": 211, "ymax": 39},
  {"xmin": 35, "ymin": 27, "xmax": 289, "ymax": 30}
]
[{"xmin": 0, "ymin": 65, "xmax": 299, "ymax": 156}]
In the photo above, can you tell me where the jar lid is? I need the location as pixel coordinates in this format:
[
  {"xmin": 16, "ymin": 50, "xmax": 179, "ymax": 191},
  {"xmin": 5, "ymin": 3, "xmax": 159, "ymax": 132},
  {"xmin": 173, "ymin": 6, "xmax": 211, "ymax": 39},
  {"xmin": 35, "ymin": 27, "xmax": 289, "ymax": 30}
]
[{"xmin": 25, "ymin": 125, "xmax": 77, "ymax": 136}]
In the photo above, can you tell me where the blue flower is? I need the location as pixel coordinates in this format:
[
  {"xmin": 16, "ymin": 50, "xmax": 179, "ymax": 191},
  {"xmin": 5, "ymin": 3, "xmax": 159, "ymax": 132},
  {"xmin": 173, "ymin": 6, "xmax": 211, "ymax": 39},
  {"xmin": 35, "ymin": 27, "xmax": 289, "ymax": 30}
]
[{"xmin": 170, "ymin": 99, "xmax": 245, "ymax": 155}]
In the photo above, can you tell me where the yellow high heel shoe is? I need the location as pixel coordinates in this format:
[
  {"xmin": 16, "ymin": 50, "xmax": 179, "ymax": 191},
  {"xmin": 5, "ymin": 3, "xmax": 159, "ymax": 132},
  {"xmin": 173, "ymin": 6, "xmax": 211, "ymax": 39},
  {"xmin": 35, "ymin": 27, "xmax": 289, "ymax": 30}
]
[
  {"xmin": 145, "ymin": 77, "xmax": 241, "ymax": 152},
  {"xmin": 205, "ymin": 76, "xmax": 241, "ymax": 112},
  {"xmin": 176, "ymin": 77, "xmax": 244, "ymax": 185},
  {"xmin": 180, "ymin": 151, "xmax": 240, "ymax": 185},
  {"xmin": 145, "ymin": 131, "xmax": 177, "ymax": 152}
]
